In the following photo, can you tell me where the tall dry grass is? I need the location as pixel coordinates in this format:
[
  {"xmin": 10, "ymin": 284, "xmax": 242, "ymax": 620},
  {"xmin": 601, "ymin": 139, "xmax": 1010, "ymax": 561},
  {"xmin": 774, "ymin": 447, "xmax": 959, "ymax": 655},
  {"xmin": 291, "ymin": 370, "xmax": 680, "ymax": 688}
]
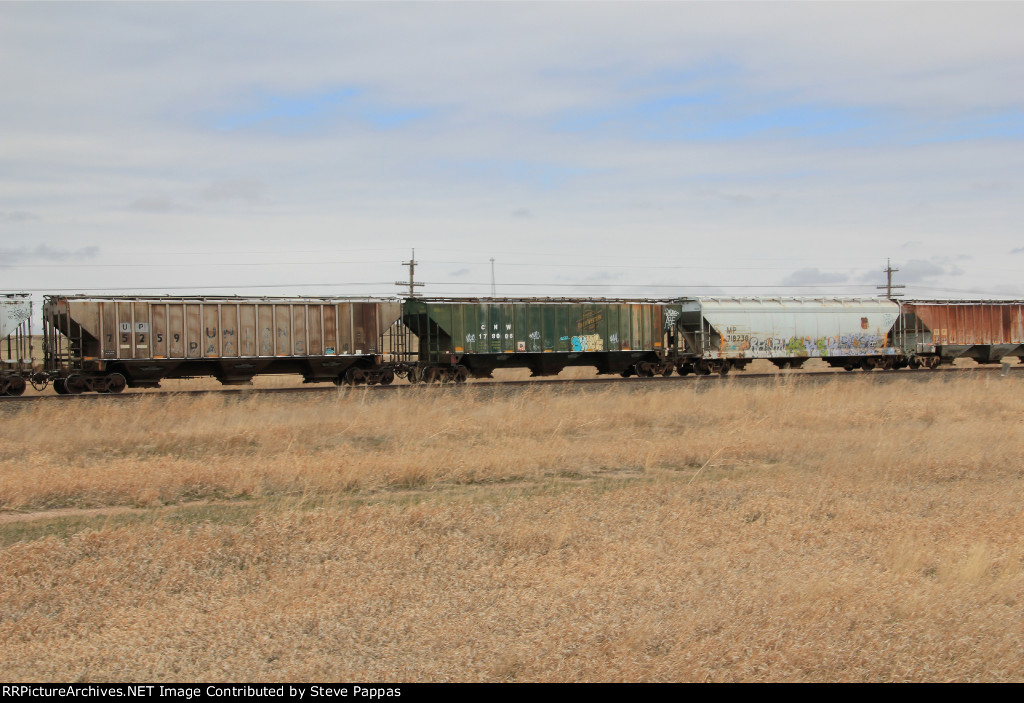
[
  {"xmin": 2, "ymin": 375, "xmax": 1021, "ymax": 511},
  {"xmin": 1, "ymin": 375, "xmax": 1022, "ymax": 681}
]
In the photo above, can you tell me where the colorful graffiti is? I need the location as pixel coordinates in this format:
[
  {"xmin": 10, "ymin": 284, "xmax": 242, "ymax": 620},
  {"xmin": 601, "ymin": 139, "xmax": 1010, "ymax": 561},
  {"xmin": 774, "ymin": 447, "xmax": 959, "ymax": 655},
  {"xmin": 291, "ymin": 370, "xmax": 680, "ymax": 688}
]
[
  {"xmin": 571, "ymin": 334, "xmax": 604, "ymax": 352},
  {"xmin": 720, "ymin": 333, "xmax": 889, "ymax": 357}
]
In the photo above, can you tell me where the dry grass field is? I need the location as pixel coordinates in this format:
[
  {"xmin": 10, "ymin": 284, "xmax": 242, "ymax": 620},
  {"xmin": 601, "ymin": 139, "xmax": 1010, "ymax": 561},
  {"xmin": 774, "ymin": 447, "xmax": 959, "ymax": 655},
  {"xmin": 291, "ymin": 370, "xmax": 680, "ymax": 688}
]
[{"xmin": 1, "ymin": 374, "xmax": 1022, "ymax": 681}]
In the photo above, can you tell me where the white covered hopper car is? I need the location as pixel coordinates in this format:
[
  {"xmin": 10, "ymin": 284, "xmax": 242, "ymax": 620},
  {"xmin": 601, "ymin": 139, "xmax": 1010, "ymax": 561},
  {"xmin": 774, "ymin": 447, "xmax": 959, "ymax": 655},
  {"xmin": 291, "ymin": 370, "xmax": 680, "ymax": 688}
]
[{"xmin": 669, "ymin": 297, "xmax": 903, "ymax": 374}]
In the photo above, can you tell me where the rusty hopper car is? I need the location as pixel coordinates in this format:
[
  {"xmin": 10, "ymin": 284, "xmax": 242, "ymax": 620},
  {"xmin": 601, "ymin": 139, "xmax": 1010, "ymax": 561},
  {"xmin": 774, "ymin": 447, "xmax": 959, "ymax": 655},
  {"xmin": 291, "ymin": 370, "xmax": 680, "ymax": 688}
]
[
  {"xmin": 898, "ymin": 300, "xmax": 1024, "ymax": 366},
  {"xmin": 670, "ymin": 297, "xmax": 903, "ymax": 374},
  {"xmin": 401, "ymin": 297, "xmax": 674, "ymax": 381},
  {"xmin": 1, "ymin": 293, "xmax": 33, "ymax": 396},
  {"xmin": 42, "ymin": 295, "xmax": 403, "ymax": 394}
]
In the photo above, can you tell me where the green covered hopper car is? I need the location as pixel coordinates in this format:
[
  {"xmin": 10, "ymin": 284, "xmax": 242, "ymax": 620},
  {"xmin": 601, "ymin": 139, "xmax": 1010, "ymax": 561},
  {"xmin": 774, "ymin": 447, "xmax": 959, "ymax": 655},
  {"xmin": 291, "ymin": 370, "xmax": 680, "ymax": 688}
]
[{"xmin": 400, "ymin": 297, "xmax": 677, "ymax": 381}]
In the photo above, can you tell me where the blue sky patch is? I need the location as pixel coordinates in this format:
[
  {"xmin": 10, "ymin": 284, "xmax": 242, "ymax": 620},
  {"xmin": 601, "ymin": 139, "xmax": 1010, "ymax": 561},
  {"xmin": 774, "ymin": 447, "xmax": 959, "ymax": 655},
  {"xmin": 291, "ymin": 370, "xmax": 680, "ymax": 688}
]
[
  {"xmin": 907, "ymin": 109, "xmax": 1024, "ymax": 144},
  {"xmin": 556, "ymin": 91, "xmax": 882, "ymax": 144},
  {"xmin": 209, "ymin": 87, "xmax": 359, "ymax": 133},
  {"xmin": 206, "ymin": 86, "xmax": 430, "ymax": 134}
]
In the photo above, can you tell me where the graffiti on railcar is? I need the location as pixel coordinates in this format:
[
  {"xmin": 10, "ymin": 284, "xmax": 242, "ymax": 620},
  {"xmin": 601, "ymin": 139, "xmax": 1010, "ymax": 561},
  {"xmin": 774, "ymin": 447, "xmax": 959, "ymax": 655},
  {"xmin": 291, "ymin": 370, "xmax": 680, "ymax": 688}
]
[
  {"xmin": 720, "ymin": 333, "xmax": 890, "ymax": 357},
  {"xmin": 3, "ymin": 305, "xmax": 30, "ymax": 325},
  {"xmin": 663, "ymin": 309, "xmax": 680, "ymax": 329},
  {"xmin": 571, "ymin": 334, "xmax": 604, "ymax": 352},
  {"xmin": 528, "ymin": 330, "xmax": 541, "ymax": 352}
]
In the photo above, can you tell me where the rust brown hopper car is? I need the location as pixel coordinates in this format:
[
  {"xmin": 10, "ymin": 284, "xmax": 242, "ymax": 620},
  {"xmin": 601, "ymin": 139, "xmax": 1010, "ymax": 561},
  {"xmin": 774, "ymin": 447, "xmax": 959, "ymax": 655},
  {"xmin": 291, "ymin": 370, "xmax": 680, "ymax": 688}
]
[
  {"xmin": 898, "ymin": 300, "xmax": 1024, "ymax": 366},
  {"xmin": 41, "ymin": 295, "xmax": 404, "ymax": 394}
]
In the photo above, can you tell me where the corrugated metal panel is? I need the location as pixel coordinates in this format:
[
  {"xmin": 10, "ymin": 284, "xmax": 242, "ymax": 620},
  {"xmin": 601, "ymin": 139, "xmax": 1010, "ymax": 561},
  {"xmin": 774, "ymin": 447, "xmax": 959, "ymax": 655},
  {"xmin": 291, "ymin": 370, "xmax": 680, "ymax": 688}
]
[
  {"xmin": 406, "ymin": 298, "xmax": 666, "ymax": 361},
  {"xmin": 902, "ymin": 301, "xmax": 1024, "ymax": 346},
  {"xmin": 45, "ymin": 296, "xmax": 398, "ymax": 361}
]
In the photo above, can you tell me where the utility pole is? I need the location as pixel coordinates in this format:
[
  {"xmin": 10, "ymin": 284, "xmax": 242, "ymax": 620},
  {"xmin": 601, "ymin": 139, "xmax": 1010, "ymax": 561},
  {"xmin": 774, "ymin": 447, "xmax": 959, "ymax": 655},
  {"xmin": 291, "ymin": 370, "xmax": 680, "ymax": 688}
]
[
  {"xmin": 490, "ymin": 258, "xmax": 496, "ymax": 297},
  {"xmin": 877, "ymin": 259, "xmax": 905, "ymax": 300},
  {"xmin": 396, "ymin": 249, "xmax": 424, "ymax": 298}
]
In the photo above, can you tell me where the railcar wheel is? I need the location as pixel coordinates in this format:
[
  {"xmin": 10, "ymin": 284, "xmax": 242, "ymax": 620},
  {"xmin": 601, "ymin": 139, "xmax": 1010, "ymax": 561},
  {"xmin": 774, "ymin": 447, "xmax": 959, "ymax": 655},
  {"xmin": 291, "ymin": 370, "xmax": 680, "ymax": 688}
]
[
  {"xmin": 635, "ymin": 362, "xmax": 655, "ymax": 378},
  {"xmin": 619, "ymin": 368, "xmax": 633, "ymax": 378},
  {"xmin": 64, "ymin": 374, "xmax": 87, "ymax": 394},
  {"xmin": 696, "ymin": 361, "xmax": 712, "ymax": 376},
  {"xmin": 53, "ymin": 378, "xmax": 68, "ymax": 395},
  {"xmin": 105, "ymin": 373, "xmax": 127, "ymax": 394},
  {"xmin": 0, "ymin": 379, "xmax": 8, "ymax": 396},
  {"xmin": 340, "ymin": 368, "xmax": 365, "ymax": 386},
  {"xmin": 454, "ymin": 366, "xmax": 468, "ymax": 383},
  {"xmin": 406, "ymin": 366, "xmax": 422, "ymax": 384},
  {"xmin": 719, "ymin": 361, "xmax": 731, "ymax": 376},
  {"xmin": 908, "ymin": 357, "xmax": 921, "ymax": 369},
  {"xmin": 7, "ymin": 377, "xmax": 26, "ymax": 396},
  {"xmin": 860, "ymin": 359, "xmax": 874, "ymax": 372},
  {"xmin": 660, "ymin": 364, "xmax": 674, "ymax": 377},
  {"xmin": 379, "ymin": 369, "xmax": 395, "ymax": 386}
]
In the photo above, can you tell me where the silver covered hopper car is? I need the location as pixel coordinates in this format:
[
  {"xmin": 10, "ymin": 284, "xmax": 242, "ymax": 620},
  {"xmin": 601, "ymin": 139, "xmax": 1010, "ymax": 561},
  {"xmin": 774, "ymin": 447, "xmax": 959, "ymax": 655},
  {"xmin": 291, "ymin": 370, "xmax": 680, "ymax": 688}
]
[{"xmin": 670, "ymin": 297, "xmax": 903, "ymax": 374}]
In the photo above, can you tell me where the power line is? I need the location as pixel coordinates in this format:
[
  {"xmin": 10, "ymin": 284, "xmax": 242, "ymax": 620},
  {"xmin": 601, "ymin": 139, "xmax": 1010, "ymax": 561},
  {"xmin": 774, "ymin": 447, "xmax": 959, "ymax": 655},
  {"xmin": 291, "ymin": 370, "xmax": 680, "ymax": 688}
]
[
  {"xmin": 2, "ymin": 260, "xmax": 403, "ymax": 269},
  {"xmin": 15, "ymin": 283, "xmax": 397, "ymax": 292},
  {"xmin": 417, "ymin": 282, "xmax": 880, "ymax": 290}
]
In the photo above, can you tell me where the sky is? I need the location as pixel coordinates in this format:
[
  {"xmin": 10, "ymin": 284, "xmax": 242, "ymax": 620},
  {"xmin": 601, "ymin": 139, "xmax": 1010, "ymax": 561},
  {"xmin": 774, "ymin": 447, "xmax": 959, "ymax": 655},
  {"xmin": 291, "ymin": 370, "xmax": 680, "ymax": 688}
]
[{"xmin": 1, "ymin": 1, "xmax": 1022, "ymax": 302}]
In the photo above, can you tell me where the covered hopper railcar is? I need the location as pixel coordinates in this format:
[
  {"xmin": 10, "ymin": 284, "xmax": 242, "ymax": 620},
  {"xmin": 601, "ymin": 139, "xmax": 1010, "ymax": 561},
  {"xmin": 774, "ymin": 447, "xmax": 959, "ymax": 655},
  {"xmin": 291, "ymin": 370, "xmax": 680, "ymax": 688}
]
[
  {"xmin": 41, "ymin": 295, "xmax": 405, "ymax": 394},
  {"xmin": 897, "ymin": 300, "xmax": 1024, "ymax": 367},
  {"xmin": 1, "ymin": 293, "xmax": 33, "ymax": 396},
  {"xmin": 400, "ymin": 297, "xmax": 676, "ymax": 381},
  {"xmin": 669, "ymin": 297, "xmax": 904, "ymax": 374}
]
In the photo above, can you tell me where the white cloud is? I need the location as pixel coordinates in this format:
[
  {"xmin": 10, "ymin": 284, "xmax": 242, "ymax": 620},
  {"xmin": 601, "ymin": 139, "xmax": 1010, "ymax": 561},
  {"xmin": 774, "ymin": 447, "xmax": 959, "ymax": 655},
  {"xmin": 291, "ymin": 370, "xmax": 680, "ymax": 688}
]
[
  {"xmin": 0, "ymin": 211, "xmax": 39, "ymax": 223},
  {"xmin": 782, "ymin": 268, "xmax": 849, "ymax": 287},
  {"xmin": 0, "ymin": 2, "xmax": 1021, "ymax": 298},
  {"xmin": 199, "ymin": 179, "xmax": 267, "ymax": 203}
]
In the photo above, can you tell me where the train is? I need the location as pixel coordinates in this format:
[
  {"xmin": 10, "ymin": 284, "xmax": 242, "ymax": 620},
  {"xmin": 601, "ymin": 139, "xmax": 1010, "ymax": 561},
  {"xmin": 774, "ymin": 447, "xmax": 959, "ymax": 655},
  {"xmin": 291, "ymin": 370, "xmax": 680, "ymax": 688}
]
[{"xmin": 1, "ymin": 292, "xmax": 1023, "ymax": 396}]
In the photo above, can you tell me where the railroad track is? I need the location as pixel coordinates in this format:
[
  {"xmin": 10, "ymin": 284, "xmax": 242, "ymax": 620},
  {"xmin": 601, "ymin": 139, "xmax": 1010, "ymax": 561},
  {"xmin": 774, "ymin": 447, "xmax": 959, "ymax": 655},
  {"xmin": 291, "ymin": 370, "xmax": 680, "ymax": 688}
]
[{"xmin": 2, "ymin": 364, "xmax": 1019, "ymax": 406}]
